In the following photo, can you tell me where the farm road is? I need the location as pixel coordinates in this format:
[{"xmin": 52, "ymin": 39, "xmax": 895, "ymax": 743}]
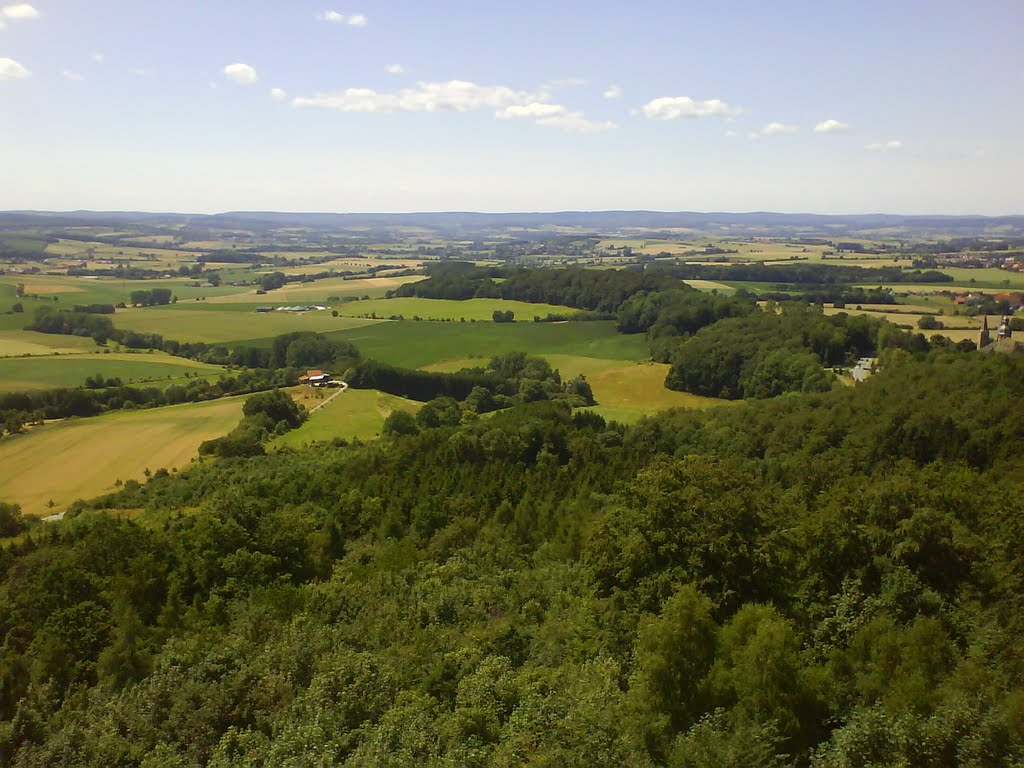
[{"xmin": 309, "ymin": 381, "xmax": 348, "ymax": 414}]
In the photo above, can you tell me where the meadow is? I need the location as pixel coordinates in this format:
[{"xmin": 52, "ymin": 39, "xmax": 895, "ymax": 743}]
[
  {"xmin": 0, "ymin": 330, "xmax": 101, "ymax": 357},
  {"xmin": 273, "ymin": 386, "xmax": 423, "ymax": 447},
  {"xmin": 206, "ymin": 275, "xmax": 423, "ymax": 304},
  {"xmin": 318, "ymin": 320, "xmax": 650, "ymax": 369},
  {"xmin": 0, "ymin": 396, "xmax": 245, "ymax": 515},
  {"xmin": 335, "ymin": 297, "xmax": 581, "ymax": 321},
  {"xmin": 112, "ymin": 307, "xmax": 382, "ymax": 343},
  {"xmin": 0, "ymin": 352, "xmax": 224, "ymax": 392}
]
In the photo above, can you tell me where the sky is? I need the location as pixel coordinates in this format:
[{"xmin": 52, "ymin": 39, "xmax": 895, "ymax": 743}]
[{"xmin": 0, "ymin": 0, "xmax": 1021, "ymax": 215}]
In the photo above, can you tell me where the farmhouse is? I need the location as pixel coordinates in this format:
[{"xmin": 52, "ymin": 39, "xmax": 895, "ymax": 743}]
[{"xmin": 299, "ymin": 369, "xmax": 333, "ymax": 387}]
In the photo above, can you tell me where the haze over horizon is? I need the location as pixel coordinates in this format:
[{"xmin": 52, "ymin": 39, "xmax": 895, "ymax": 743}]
[{"xmin": 1, "ymin": 1, "xmax": 1021, "ymax": 215}]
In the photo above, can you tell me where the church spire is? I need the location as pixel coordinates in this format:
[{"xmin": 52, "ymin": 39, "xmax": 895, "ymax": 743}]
[{"xmin": 980, "ymin": 314, "xmax": 991, "ymax": 348}]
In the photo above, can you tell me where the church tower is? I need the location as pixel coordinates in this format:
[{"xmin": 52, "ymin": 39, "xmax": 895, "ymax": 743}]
[{"xmin": 980, "ymin": 315, "xmax": 992, "ymax": 348}]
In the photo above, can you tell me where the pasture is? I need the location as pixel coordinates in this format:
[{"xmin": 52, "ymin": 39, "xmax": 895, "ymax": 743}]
[
  {"xmin": 321, "ymin": 320, "xmax": 650, "ymax": 369},
  {"xmin": 112, "ymin": 307, "xmax": 382, "ymax": 344},
  {"xmin": 335, "ymin": 297, "xmax": 581, "ymax": 322},
  {"xmin": 274, "ymin": 387, "xmax": 423, "ymax": 447},
  {"xmin": 0, "ymin": 396, "xmax": 245, "ymax": 516},
  {"xmin": 0, "ymin": 274, "xmax": 252, "ymax": 307},
  {"xmin": 0, "ymin": 352, "xmax": 224, "ymax": 393}
]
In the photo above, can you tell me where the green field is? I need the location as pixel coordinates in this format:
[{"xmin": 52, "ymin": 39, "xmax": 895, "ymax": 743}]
[
  {"xmin": 0, "ymin": 352, "xmax": 224, "ymax": 392},
  {"xmin": 0, "ymin": 396, "xmax": 245, "ymax": 516},
  {"xmin": 318, "ymin": 320, "xmax": 649, "ymax": 369},
  {"xmin": 273, "ymin": 386, "xmax": 423, "ymax": 447},
  {"xmin": 113, "ymin": 307, "xmax": 382, "ymax": 343},
  {"xmin": 0, "ymin": 330, "xmax": 102, "ymax": 357},
  {"xmin": 336, "ymin": 297, "xmax": 581, "ymax": 321}
]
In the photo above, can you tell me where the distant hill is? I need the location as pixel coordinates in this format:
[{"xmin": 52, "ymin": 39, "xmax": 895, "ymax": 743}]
[{"xmin": 3, "ymin": 209, "xmax": 1024, "ymax": 238}]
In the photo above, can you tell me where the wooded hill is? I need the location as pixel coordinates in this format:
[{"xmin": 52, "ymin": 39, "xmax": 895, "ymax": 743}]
[{"xmin": 1, "ymin": 350, "xmax": 1023, "ymax": 766}]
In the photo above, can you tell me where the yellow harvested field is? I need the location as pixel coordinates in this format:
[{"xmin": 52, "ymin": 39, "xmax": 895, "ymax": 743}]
[
  {"xmin": 683, "ymin": 279, "xmax": 734, "ymax": 293},
  {"xmin": 423, "ymin": 354, "xmax": 733, "ymax": 422},
  {"xmin": 17, "ymin": 281, "xmax": 85, "ymax": 294},
  {"xmin": 0, "ymin": 397, "xmax": 245, "ymax": 516},
  {"xmin": 207, "ymin": 275, "xmax": 424, "ymax": 304}
]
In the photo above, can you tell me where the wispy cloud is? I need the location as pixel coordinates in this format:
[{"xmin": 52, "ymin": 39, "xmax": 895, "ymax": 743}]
[
  {"xmin": 497, "ymin": 102, "xmax": 615, "ymax": 134},
  {"xmin": 749, "ymin": 121, "xmax": 799, "ymax": 139},
  {"xmin": 223, "ymin": 62, "xmax": 258, "ymax": 85},
  {"xmin": 813, "ymin": 119, "xmax": 848, "ymax": 134},
  {"xmin": 131, "ymin": 68, "xmax": 153, "ymax": 77},
  {"xmin": 724, "ymin": 129, "xmax": 738, "ymax": 138},
  {"xmin": 866, "ymin": 139, "xmax": 903, "ymax": 152},
  {"xmin": 92, "ymin": 53, "xmax": 105, "ymax": 63},
  {"xmin": 270, "ymin": 87, "xmax": 287, "ymax": 101},
  {"xmin": 386, "ymin": 63, "xmax": 405, "ymax": 75},
  {"xmin": 317, "ymin": 10, "xmax": 367, "ymax": 26},
  {"xmin": 294, "ymin": 79, "xmax": 614, "ymax": 133},
  {"xmin": 0, "ymin": 56, "xmax": 29, "ymax": 79},
  {"xmin": 603, "ymin": 84, "xmax": 623, "ymax": 100},
  {"xmin": 641, "ymin": 96, "xmax": 740, "ymax": 120},
  {"xmin": 2, "ymin": 3, "xmax": 39, "ymax": 20},
  {"xmin": 61, "ymin": 69, "xmax": 84, "ymax": 82}
]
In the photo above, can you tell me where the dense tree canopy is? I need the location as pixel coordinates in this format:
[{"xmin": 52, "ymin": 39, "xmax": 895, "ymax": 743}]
[{"xmin": 1, "ymin": 352, "xmax": 1023, "ymax": 765}]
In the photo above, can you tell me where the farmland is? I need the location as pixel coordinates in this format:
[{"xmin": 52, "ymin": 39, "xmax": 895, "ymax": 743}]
[
  {"xmin": 0, "ymin": 352, "xmax": 224, "ymax": 393},
  {"xmin": 324, "ymin": 320, "xmax": 650, "ymax": 369},
  {"xmin": 112, "ymin": 307, "xmax": 382, "ymax": 343},
  {"xmin": 335, "ymin": 297, "xmax": 582, "ymax": 321},
  {"xmin": 0, "ymin": 396, "xmax": 245, "ymax": 515}
]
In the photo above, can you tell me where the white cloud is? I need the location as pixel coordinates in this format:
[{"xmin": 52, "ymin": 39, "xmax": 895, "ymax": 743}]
[
  {"xmin": 866, "ymin": 139, "xmax": 903, "ymax": 152},
  {"xmin": 61, "ymin": 69, "xmax": 84, "ymax": 81},
  {"xmin": 131, "ymin": 68, "xmax": 152, "ymax": 77},
  {"xmin": 223, "ymin": 62, "xmax": 258, "ymax": 85},
  {"xmin": 317, "ymin": 10, "xmax": 366, "ymax": 25},
  {"xmin": 294, "ymin": 79, "xmax": 538, "ymax": 113},
  {"xmin": 0, "ymin": 56, "xmax": 29, "ymax": 79},
  {"xmin": 814, "ymin": 118, "xmax": 848, "ymax": 134},
  {"xmin": 2, "ymin": 3, "xmax": 39, "ymax": 19},
  {"xmin": 0, "ymin": 18, "xmax": 6, "ymax": 29},
  {"xmin": 750, "ymin": 121, "xmax": 799, "ymax": 139},
  {"xmin": 641, "ymin": 96, "xmax": 740, "ymax": 120},
  {"xmin": 386, "ymin": 63, "xmax": 405, "ymax": 75},
  {"xmin": 294, "ymin": 80, "xmax": 613, "ymax": 133},
  {"xmin": 270, "ymin": 87, "xmax": 287, "ymax": 101},
  {"xmin": 497, "ymin": 102, "xmax": 615, "ymax": 134},
  {"xmin": 92, "ymin": 53, "xmax": 105, "ymax": 63},
  {"xmin": 603, "ymin": 84, "xmax": 623, "ymax": 100},
  {"xmin": 724, "ymin": 129, "xmax": 738, "ymax": 138}
]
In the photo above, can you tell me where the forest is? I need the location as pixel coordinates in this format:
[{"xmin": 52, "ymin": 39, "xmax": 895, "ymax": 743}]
[{"xmin": 1, "ymin": 350, "xmax": 1023, "ymax": 766}]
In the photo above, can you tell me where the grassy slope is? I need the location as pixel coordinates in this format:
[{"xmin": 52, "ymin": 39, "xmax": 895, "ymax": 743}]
[
  {"xmin": 0, "ymin": 330, "xmax": 102, "ymax": 357},
  {"xmin": 0, "ymin": 396, "xmax": 245, "ymax": 515},
  {"xmin": 0, "ymin": 352, "xmax": 224, "ymax": 392},
  {"xmin": 273, "ymin": 387, "xmax": 423, "ymax": 447}
]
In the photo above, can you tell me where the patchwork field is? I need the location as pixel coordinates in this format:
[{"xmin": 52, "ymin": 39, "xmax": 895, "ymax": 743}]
[
  {"xmin": 322, "ymin": 320, "xmax": 650, "ymax": 369},
  {"xmin": 0, "ymin": 396, "xmax": 245, "ymax": 516},
  {"xmin": 206, "ymin": 275, "xmax": 424, "ymax": 304},
  {"xmin": 336, "ymin": 297, "xmax": 581, "ymax": 321},
  {"xmin": 112, "ymin": 308, "xmax": 382, "ymax": 343},
  {"xmin": 0, "ymin": 275, "xmax": 252, "ymax": 306},
  {"xmin": 0, "ymin": 352, "xmax": 224, "ymax": 393},
  {"xmin": 274, "ymin": 386, "xmax": 423, "ymax": 447}
]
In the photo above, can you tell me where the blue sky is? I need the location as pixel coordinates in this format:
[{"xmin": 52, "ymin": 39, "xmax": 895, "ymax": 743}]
[{"xmin": 0, "ymin": 0, "xmax": 1021, "ymax": 214}]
